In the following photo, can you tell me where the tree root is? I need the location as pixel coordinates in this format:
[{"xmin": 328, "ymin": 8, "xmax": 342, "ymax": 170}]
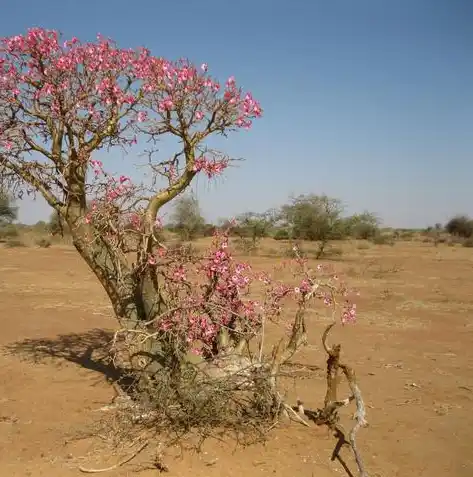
[{"xmin": 78, "ymin": 441, "xmax": 149, "ymax": 474}]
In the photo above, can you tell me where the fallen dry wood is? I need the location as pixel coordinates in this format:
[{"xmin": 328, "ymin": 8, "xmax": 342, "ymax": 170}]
[
  {"xmin": 78, "ymin": 441, "xmax": 149, "ymax": 474},
  {"xmin": 293, "ymin": 322, "xmax": 369, "ymax": 477}
]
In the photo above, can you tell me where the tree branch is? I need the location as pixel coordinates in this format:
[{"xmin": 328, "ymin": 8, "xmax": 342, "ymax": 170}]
[{"xmin": 0, "ymin": 154, "xmax": 63, "ymax": 211}]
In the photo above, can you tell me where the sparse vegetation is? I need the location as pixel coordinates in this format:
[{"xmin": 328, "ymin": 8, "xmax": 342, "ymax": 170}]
[
  {"xmin": 0, "ymin": 25, "xmax": 470, "ymax": 477},
  {"xmin": 371, "ymin": 234, "xmax": 395, "ymax": 246},
  {"xmin": 4, "ymin": 238, "xmax": 25, "ymax": 248}
]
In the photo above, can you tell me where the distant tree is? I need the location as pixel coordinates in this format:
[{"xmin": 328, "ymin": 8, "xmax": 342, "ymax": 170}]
[
  {"xmin": 344, "ymin": 211, "xmax": 380, "ymax": 239},
  {"xmin": 445, "ymin": 215, "xmax": 473, "ymax": 238},
  {"xmin": 171, "ymin": 194, "xmax": 205, "ymax": 240},
  {"xmin": 280, "ymin": 194, "xmax": 345, "ymax": 258},
  {"xmin": 235, "ymin": 211, "xmax": 275, "ymax": 248},
  {"xmin": 0, "ymin": 188, "xmax": 17, "ymax": 224},
  {"xmin": 273, "ymin": 228, "xmax": 290, "ymax": 240}
]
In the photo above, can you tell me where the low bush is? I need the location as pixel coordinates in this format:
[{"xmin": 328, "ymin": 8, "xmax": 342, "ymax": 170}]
[
  {"xmin": 4, "ymin": 239, "xmax": 26, "ymax": 248},
  {"xmin": 36, "ymin": 238, "xmax": 52, "ymax": 248}
]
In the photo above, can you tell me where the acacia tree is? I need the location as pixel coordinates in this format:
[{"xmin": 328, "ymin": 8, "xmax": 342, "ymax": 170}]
[
  {"xmin": 170, "ymin": 193, "xmax": 205, "ymax": 240},
  {"xmin": 235, "ymin": 210, "xmax": 275, "ymax": 249},
  {"xmin": 281, "ymin": 194, "xmax": 344, "ymax": 258},
  {"xmin": 345, "ymin": 211, "xmax": 380, "ymax": 240},
  {"xmin": 0, "ymin": 29, "xmax": 359, "ymax": 428}
]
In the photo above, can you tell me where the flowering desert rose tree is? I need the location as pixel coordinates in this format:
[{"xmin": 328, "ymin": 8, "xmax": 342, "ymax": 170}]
[
  {"xmin": 0, "ymin": 28, "xmax": 261, "ymax": 346},
  {"xmin": 0, "ymin": 30, "xmax": 365, "ymax": 454}
]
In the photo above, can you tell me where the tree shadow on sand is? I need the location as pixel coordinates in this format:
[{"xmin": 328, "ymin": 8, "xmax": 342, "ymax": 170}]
[{"xmin": 4, "ymin": 328, "xmax": 126, "ymax": 383}]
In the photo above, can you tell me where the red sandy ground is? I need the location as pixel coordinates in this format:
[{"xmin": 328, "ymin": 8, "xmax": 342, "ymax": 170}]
[{"xmin": 1, "ymin": 241, "xmax": 472, "ymax": 476}]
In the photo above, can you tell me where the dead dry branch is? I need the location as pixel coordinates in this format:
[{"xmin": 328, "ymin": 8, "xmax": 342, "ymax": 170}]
[{"xmin": 294, "ymin": 322, "xmax": 369, "ymax": 477}]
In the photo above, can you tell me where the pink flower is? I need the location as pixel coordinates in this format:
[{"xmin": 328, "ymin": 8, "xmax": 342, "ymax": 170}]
[
  {"xmin": 341, "ymin": 302, "xmax": 357, "ymax": 324},
  {"xmin": 193, "ymin": 156, "xmax": 229, "ymax": 178},
  {"xmin": 159, "ymin": 98, "xmax": 174, "ymax": 111},
  {"xmin": 137, "ymin": 111, "xmax": 147, "ymax": 122}
]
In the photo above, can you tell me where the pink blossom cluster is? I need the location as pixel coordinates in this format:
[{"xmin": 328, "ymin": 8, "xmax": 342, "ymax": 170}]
[
  {"xmin": 149, "ymin": 230, "xmax": 284, "ymax": 355},
  {"xmin": 145, "ymin": 229, "xmax": 357, "ymax": 357},
  {"xmin": 0, "ymin": 28, "xmax": 262, "ymax": 138},
  {"xmin": 84, "ymin": 161, "xmax": 136, "ymax": 227},
  {"xmin": 291, "ymin": 258, "xmax": 357, "ymax": 324},
  {"xmin": 193, "ymin": 156, "xmax": 229, "ymax": 178}
]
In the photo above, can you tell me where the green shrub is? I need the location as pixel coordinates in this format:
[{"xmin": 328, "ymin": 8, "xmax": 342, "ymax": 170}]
[
  {"xmin": 371, "ymin": 235, "xmax": 395, "ymax": 246},
  {"xmin": 273, "ymin": 229, "xmax": 290, "ymax": 241}
]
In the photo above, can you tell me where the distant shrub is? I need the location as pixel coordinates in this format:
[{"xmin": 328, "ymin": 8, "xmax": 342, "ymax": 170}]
[
  {"xmin": 321, "ymin": 245, "xmax": 343, "ymax": 259},
  {"xmin": 36, "ymin": 238, "xmax": 52, "ymax": 248},
  {"xmin": 4, "ymin": 239, "xmax": 26, "ymax": 248},
  {"xmin": 235, "ymin": 237, "xmax": 259, "ymax": 255},
  {"xmin": 399, "ymin": 231, "xmax": 414, "ymax": 241},
  {"xmin": 0, "ymin": 224, "xmax": 19, "ymax": 241},
  {"xmin": 462, "ymin": 238, "xmax": 473, "ymax": 248},
  {"xmin": 352, "ymin": 222, "xmax": 378, "ymax": 240},
  {"xmin": 371, "ymin": 235, "xmax": 395, "ymax": 246},
  {"xmin": 273, "ymin": 229, "xmax": 290, "ymax": 241}
]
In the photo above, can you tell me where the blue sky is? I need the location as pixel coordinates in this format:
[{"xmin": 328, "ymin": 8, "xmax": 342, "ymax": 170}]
[{"xmin": 2, "ymin": 0, "xmax": 472, "ymax": 227}]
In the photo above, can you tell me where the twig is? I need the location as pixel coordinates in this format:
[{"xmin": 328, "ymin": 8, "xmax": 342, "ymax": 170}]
[
  {"xmin": 78, "ymin": 441, "xmax": 149, "ymax": 474},
  {"xmin": 282, "ymin": 403, "xmax": 311, "ymax": 427}
]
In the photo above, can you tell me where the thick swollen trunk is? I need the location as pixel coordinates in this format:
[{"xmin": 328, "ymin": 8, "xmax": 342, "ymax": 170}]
[{"xmin": 71, "ymin": 230, "xmax": 170, "ymax": 377}]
